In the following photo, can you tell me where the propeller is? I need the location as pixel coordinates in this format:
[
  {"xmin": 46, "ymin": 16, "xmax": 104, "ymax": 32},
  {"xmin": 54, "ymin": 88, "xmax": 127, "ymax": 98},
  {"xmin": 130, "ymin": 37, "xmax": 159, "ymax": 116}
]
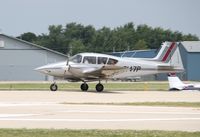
[{"xmin": 66, "ymin": 56, "xmax": 69, "ymax": 66}]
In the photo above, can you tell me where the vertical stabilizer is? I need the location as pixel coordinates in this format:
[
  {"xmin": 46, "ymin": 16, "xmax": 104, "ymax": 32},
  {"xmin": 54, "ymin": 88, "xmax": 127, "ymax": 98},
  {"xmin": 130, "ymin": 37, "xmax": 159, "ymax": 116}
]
[
  {"xmin": 153, "ymin": 42, "xmax": 175, "ymax": 61},
  {"xmin": 159, "ymin": 42, "xmax": 184, "ymax": 71},
  {"xmin": 153, "ymin": 42, "xmax": 169, "ymax": 60}
]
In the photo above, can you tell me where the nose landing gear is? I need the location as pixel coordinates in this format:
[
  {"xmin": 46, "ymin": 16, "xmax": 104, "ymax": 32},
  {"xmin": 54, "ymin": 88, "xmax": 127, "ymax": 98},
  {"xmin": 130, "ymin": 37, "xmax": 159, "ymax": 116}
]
[{"xmin": 50, "ymin": 83, "xmax": 58, "ymax": 91}]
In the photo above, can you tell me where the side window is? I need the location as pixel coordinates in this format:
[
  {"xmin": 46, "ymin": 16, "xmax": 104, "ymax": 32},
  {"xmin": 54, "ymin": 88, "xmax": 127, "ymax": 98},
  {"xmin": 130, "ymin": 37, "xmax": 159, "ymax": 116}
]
[
  {"xmin": 107, "ymin": 58, "xmax": 118, "ymax": 65},
  {"xmin": 98, "ymin": 57, "xmax": 108, "ymax": 64},
  {"xmin": 83, "ymin": 56, "xmax": 96, "ymax": 64}
]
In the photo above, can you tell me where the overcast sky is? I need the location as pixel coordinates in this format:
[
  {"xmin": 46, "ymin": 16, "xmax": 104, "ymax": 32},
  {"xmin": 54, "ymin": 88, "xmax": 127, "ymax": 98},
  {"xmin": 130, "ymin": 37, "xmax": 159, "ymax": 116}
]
[{"xmin": 0, "ymin": 0, "xmax": 200, "ymax": 37}]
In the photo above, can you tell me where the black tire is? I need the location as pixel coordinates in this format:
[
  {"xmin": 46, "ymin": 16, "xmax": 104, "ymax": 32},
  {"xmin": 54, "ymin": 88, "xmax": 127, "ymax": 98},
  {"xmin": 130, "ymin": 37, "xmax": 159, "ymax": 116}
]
[
  {"xmin": 50, "ymin": 83, "xmax": 58, "ymax": 91},
  {"xmin": 96, "ymin": 83, "xmax": 104, "ymax": 92},
  {"xmin": 80, "ymin": 83, "xmax": 89, "ymax": 91}
]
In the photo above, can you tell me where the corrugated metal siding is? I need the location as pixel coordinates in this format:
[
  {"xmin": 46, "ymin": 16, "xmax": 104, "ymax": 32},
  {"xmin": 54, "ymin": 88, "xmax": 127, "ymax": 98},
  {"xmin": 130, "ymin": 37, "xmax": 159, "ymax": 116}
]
[
  {"xmin": 178, "ymin": 43, "xmax": 188, "ymax": 80},
  {"xmin": 187, "ymin": 53, "xmax": 200, "ymax": 81},
  {"xmin": 179, "ymin": 42, "xmax": 200, "ymax": 81},
  {"xmin": 0, "ymin": 35, "xmax": 66, "ymax": 81}
]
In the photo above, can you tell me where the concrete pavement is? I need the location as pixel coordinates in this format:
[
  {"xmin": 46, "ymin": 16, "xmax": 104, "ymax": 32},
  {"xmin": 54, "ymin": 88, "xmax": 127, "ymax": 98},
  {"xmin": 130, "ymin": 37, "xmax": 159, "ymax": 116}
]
[{"xmin": 0, "ymin": 90, "xmax": 200, "ymax": 131}]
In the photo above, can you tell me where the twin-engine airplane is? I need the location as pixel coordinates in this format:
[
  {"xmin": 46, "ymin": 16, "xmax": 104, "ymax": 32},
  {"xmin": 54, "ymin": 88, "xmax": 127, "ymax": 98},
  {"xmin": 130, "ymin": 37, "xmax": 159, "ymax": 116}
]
[
  {"xmin": 35, "ymin": 42, "xmax": 184, "ymax": 92},
  {"xmin": 168, "ymin": 75, "xmax": 200, "ymax": 91}
]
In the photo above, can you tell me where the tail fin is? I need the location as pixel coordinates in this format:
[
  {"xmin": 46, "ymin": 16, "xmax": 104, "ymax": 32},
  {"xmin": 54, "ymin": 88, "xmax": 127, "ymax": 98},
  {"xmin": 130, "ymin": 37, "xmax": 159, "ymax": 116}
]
[
  {"xmin": 166, "ymin": 42, "xmax": 184, "ymax": 70},
  {"xmin": 168, "ymin": 75, "xmax": 185, "ymax": 90},
  {"xmin": 157, "ymin": 42, "xmax": 184, "ymax": 72},
  {"xmin": 153, "ymin": 42, "xmax": 177, "ymax": 63},
  {"xmin": 153, "ymin": 42, "xmax": 171, "ymax": 61}
]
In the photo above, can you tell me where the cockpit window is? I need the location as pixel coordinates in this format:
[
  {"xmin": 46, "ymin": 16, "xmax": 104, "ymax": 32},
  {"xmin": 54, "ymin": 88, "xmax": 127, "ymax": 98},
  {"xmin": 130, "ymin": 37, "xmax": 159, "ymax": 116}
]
[
  {"xmin": 98, "ymin": 57, "xmax": 108, "ymax": 64},
  {"xmin": 107, "ymin": 58, "xmax": 118, "ymax": 65},
  {"xmin": 69, "ymin": 55, "xmax": 82, "ymax": 63},
  {"xmin": 83, "ymin": 56, "xmax": 96, "ymax": 64}
]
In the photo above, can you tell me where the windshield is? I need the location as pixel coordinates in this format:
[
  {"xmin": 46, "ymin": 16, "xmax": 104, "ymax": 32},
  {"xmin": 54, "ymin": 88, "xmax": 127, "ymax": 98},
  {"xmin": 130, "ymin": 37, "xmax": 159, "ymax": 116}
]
[
  {"xmin": 107, "ymin": 58, "xmax": 118, "ymax": 65},
  {"xmin": 69, "ymin": 55, "xmax": 82, "ymax": 63}
]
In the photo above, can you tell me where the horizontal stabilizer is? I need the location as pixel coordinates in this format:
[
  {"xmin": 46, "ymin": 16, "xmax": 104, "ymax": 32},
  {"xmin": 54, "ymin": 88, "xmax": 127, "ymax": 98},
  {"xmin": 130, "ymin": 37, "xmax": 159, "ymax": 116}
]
[{"xmin": 168, "ymin": 75, "xmax": 185, "ymax": 90}]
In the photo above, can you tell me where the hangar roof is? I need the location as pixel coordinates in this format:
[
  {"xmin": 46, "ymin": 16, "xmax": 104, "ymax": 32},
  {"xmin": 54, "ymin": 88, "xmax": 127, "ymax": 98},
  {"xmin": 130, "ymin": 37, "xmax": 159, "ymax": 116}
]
[
  {"xmin": 180, "ymin": 41, "xmax": 200, "ymax": 52},
  {"xmin": 0, "ymin": 33, "xmax": 68, "ymax": 57}
]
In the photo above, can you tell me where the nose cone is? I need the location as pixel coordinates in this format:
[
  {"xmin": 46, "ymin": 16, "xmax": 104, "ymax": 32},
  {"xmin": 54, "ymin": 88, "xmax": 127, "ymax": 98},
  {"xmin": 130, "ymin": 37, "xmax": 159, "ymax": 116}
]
[
  {"xmin": 34, "ymin": 61, "xmax": 68, "ymax": 77},
  {"xmin": 34, "ymin": 64, "xmax": 51, "ymax": 74}
]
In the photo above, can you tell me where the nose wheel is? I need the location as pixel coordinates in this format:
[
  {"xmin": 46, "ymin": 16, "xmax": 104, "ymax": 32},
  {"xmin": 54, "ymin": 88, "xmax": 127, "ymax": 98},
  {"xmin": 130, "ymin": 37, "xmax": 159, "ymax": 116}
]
[
  {"xmin": 80, "ymin": 83, "xmax": 89, "ymax": 91},
  {"xmin": 50, "ymin": 83, "xmax": 58, "ymax": 91}
]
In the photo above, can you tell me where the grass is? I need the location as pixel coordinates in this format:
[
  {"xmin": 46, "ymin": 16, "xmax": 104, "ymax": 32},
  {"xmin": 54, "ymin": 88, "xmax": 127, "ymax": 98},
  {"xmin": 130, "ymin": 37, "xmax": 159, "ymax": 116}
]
[
  {"xmin": 62, "ymin": 102, "xmax": 200, "ymax": 108},
  {"xmin": 0, "ymin": 82, "xmax": 169, "ymax": 91},
  {"xmin": 121, "ymin": 102, "xmax": 200, "ymax": 107},
  {"xmin": 0, "ymin": 129, "xmax": 200, "ymax": 137}
]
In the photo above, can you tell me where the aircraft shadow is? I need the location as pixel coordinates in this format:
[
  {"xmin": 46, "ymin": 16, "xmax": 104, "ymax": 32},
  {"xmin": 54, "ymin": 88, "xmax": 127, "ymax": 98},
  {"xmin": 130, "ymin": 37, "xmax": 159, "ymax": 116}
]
[{"xmin": 62, "ymin": 90, "xmax": 124, "ymax": 94}]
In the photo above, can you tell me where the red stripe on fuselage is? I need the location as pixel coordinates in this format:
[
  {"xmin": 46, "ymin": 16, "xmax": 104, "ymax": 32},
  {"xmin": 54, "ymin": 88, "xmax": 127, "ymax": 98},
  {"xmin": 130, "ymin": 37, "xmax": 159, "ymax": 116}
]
[{"xmin": 162, "ymin": 42, "xmax": 175, "ymax": 62}]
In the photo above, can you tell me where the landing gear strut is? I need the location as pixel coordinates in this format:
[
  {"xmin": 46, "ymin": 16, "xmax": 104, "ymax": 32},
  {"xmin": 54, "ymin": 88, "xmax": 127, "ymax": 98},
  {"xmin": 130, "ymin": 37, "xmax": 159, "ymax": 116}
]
[
  {"xmin": 96, "ymin": 83, "xmax": 104, "ymax": 92},
  {"xmin": 80, "ymin": 82, "xmax": 89, "ymax": 91},
  {"xmin": 50, "ymin": 83, "xmax": 58, "ymax": 91}
]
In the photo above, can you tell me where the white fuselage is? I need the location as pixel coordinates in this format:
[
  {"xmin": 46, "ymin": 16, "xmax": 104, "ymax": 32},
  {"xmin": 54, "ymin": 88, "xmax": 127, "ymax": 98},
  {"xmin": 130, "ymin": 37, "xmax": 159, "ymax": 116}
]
[
  {"xmin": 35, "ymin": 53, "xmax": 182, "ymax": 81},
  {"xmin": 168, "ymin": 76, "xmax": 200, "ymax": 90}
]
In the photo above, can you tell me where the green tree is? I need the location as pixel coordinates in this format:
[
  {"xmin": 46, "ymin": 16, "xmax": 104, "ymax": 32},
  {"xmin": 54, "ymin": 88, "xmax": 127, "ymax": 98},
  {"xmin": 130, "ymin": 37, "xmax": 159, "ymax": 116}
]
[
  {"xmin": 36, "ymin": 25, "xmax": 69, "ymax": 54},
  {"xmin": 91, "ymin": 27, "xmax": 109, "ymax": 52},
  {"xmin": 183, "ymin": 34, "xmax": 199, "ymax": 41},
  {"xmin": 19, "ymin": 22, "xmax": 199, "ymax": 55},
  {"xmin": 17, "ymin": 32, "xmax": 37, "ymax": 42},
  {"xmin": 69, "ymin": 40, "xmax": 85, "ymax": 55},
  {"xmin": 113, "ymin": 22, "xmax": 136, "ymax": 51},
  {"xmin": 134, "ymin": 40, "xmax": 148, "ymax": 50}
]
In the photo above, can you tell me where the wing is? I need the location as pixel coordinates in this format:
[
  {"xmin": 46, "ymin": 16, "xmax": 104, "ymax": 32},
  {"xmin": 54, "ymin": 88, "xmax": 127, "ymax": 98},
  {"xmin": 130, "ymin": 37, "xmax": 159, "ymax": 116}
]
[
  {"xmin": 68, "ymin": 64, "xmax": 126, "ymax": 79},
  {"xmin": 85, "ymin": 65, "xmax": 126, "ymax": 78}
]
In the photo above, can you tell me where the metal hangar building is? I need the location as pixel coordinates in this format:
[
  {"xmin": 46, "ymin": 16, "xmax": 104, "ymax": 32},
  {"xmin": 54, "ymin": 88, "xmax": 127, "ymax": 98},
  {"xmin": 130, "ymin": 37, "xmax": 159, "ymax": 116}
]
[
  {"xmin": 179, "ymin": 41, "xmax": 200, "ymax": 81},
  {"xmin": 0, "ymin": 34, "xmax": 67, "ymax": 81}
]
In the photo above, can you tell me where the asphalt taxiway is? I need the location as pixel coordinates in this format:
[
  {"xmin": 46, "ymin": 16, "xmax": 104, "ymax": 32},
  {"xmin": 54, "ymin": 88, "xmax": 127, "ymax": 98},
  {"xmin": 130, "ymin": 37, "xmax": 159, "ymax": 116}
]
[{"xmin": 0, "ymin": 90, "xmax": 200, "ymax": 131}]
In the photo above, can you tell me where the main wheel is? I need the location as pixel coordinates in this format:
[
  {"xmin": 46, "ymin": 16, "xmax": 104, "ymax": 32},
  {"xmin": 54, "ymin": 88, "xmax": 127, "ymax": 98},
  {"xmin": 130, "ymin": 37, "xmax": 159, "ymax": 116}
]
[
  {"xmin": 50, "ymin": 83, "xmax": 58, "ymax": 91},
  {"xmin": 96, "ymin": 83, "xmax": 104, "ymax": 92},
  {"xmin": 80, "ymin": 83, "xmax": 89, "ymax": 91}
]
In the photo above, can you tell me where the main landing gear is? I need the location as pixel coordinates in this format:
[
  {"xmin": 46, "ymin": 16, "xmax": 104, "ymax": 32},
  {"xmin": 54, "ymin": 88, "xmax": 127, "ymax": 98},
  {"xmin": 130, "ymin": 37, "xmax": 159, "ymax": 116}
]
[
  {"xmin": 80, "ymin": 82, "xmax": 89, "ymax": 91},
  {"xmin": 80, "ymin": 82, "xmax": 104, "ymax": 92},
  {"xmin": 95, "ymin": 83, "xmax": 104, "ymax": 92}
]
